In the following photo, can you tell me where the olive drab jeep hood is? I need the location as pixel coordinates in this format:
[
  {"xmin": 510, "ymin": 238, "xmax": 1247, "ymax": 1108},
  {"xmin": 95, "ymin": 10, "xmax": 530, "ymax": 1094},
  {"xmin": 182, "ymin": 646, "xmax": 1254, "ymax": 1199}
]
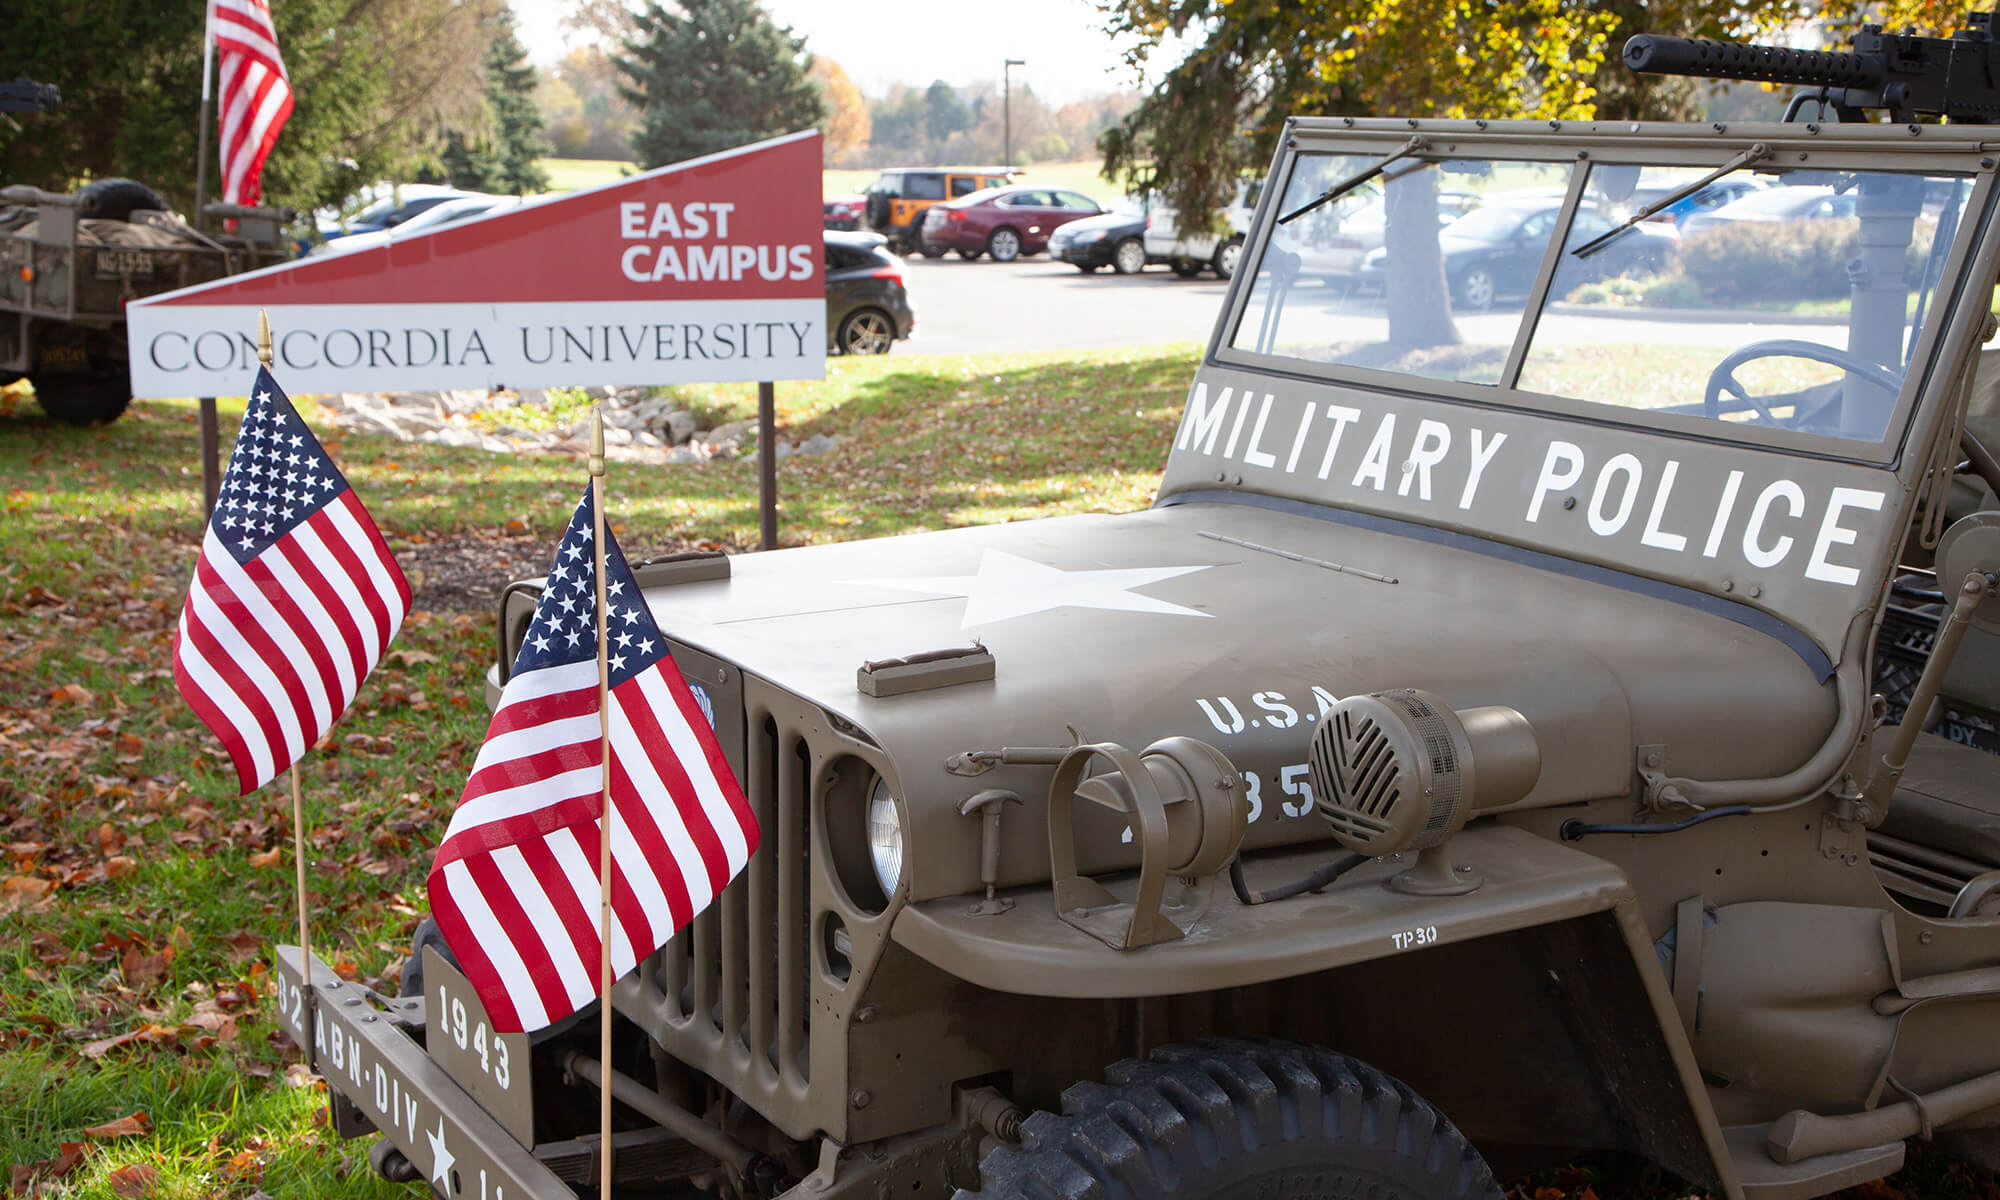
[{"xmin": 640, "ymin": 498, "xmax": 1834, "ymax": 901}]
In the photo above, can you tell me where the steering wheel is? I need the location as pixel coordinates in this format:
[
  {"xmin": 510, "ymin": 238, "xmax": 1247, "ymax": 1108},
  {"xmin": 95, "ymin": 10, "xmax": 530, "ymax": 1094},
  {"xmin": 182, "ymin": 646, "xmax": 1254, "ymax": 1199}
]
[{"xmin": 1703, "ymin": 339, "xmax": 1905, "ymax": 431}]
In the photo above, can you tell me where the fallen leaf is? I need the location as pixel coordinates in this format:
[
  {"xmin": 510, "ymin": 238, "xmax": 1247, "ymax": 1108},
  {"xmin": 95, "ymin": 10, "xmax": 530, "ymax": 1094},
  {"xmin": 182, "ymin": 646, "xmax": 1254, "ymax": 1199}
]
[
  {"xmin": 104, "ymin": 856, "xmax": 137, "ymax": 881},
  {"xmin": 282, "ymin": 1063, "xmax": 321, "ymax": 1089},
  {"xmin": 220, "ymin": 931, "xmax": 264, "ymax": 963},
  {"xmin": 10, "ymin": 1143, "xmax": 88, "ymax": 1193},
  {"xmin": 50, "ymin": 683, "xmax": 93, "ymax": 706},
  {"xmin": 247, "ymin": 847, "xmax": 283, "ymax": 869},
  {"xmin": 26, "ymin": 934, "xmax": 66, "ymax": 968},
  {"xmin": 120, "ymin": 948, "xmax": 170, "ymax": 989},
  {"xmin": 388, "ymin": 649, "xmax": 438, "ymax": 666},
  {"xmin": 82, "ymin": 1113, "xmax": 152, "ymax": 1140},
  {"xmin": 106, "ymin": 1162, "xmax": 157, "ymax": 1198},
  {"xmin": 0, "ymin": 876, "xmax": 53, "ymax": 914},
  {"xmin": 222, "ymin": 1149, "xmax": 263, "ymax": 1182}
]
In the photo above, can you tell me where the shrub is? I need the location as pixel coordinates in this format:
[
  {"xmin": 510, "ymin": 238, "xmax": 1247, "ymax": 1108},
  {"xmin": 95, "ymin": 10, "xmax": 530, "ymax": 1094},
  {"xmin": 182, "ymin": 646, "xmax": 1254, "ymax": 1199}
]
[{"xmin": 1676, "ymin": 220, "xmax": 1856, "ymax": 304}]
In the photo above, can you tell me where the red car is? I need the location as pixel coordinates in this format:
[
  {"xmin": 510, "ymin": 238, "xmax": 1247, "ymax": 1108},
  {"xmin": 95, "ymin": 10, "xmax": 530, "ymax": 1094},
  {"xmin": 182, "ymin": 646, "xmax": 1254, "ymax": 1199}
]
[
  {"xmin": 918, "ymin": 184, "xmax": 1105, "ymax": 262},
  {"xmin": 822, "ymin": 194, "xmax": 865, "ymax": 231}
]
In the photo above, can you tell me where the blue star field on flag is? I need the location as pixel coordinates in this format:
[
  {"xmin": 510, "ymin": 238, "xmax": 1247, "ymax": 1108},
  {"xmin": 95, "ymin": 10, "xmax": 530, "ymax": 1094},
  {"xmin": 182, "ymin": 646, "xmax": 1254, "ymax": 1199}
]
[
  {"xmin": 211, "ymin": 367, "xmax": 349, "ymax": 564},
  {"xmin": 511, "ymin": 486, "xmax": 669, "ymax": 689}
]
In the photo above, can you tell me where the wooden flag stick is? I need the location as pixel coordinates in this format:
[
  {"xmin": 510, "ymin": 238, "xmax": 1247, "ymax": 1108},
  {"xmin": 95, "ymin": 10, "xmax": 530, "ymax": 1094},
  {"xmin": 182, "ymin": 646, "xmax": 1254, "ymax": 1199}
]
[
  {"xmin": 259, "ymin": 308, "xmax": 315, "ymax": 1063},
  {"xmin": 290, "ymin": 765, "xmax": 313, "ymax": 1038},
  {"xmin": 589, "ymin": 407, "xmax": 614, "ymax": 1200}
]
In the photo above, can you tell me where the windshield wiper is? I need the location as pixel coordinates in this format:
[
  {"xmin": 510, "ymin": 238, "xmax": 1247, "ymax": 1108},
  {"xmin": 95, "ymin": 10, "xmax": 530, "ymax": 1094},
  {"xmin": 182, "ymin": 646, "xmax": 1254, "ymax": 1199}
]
[
  {"xmin": 1570, "ymin": 143, "xmax": 1769, "ymax": 259},
  {"xmin": 1277, "ymin": 135, "xmax": 1429, "ymax": 226}
]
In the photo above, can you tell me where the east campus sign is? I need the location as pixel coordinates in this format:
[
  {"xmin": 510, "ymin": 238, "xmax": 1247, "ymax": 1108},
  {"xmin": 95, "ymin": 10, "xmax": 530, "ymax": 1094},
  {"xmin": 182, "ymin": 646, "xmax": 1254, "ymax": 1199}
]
[{"xmin": 127, "ymin": 131, "xmax": 827, "ymax": 397}]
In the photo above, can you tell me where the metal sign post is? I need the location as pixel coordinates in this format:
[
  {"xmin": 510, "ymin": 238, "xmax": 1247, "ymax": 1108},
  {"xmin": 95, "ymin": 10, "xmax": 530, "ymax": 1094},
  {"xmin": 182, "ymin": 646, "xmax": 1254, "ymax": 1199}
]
[
  {"xmin": 759, "ymin": 381, "xmax": 777, "ymax": 551},
  {"xmin": 199, "ymin": 395, "xmax": 220, "ymax": 514}
]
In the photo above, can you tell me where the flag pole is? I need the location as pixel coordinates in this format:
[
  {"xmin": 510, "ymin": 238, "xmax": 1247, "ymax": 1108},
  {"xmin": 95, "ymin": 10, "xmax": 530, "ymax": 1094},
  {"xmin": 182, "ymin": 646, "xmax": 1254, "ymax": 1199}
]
[
  {"xmin": 260, "ymin": 308, "xmax": 315, "ymax": 1052},
  {"xmin": 589, "ymin": 407, "xmax": 614, "ymax": 1200},
  {"xmin": 193, "ymin": 6, "xmax": 215, "ymax": 231}
]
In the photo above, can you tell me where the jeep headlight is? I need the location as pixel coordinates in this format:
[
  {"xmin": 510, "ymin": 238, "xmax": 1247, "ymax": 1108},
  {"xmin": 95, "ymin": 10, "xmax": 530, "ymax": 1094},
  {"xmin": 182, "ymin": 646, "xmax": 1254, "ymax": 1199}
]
[{"xmin": 866, "ymin": 777, "xmax": 905, "ymax": 896}]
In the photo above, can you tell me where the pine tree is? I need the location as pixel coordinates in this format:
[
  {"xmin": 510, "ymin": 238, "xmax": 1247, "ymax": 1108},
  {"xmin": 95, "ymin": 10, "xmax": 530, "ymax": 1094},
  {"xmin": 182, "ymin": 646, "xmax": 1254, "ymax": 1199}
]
[
  {"xmin": 614, "ymin": 0, "xmax": 828, "ymax": 169},
  {"xmin": 443, "ymin": 13, "xmax": 552, "ymax": 195}
]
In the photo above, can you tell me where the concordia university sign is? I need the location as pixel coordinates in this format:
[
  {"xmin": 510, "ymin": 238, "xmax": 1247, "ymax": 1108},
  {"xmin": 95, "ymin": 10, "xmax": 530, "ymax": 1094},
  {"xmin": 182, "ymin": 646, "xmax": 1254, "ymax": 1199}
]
[{"xmin": 127, "ymin": 131, "xmax": 827, "ymax": 396}]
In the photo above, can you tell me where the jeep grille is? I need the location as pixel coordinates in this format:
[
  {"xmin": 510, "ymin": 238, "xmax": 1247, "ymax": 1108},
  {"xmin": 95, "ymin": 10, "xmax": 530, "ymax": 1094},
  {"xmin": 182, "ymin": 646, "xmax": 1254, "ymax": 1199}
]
[{"xmin": 624, "ymin": 684, "xmax": 814, "ymax": 1136}]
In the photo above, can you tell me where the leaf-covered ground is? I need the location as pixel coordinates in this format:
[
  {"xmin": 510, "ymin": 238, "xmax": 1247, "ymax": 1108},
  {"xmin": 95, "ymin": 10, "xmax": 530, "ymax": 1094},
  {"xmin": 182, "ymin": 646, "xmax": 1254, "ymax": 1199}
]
[
  {"xmin": 0, "ymin": 347, "xmax": 1190, "ymax": 1200},
  {"xmin": 2, "ymin": 347, "xmax": 1991, "ymax": 1200}
]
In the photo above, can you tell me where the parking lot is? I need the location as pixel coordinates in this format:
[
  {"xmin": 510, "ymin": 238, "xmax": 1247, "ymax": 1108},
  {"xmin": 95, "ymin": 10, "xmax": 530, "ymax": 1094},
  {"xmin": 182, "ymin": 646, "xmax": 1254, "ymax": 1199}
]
[{"xmin": 890, "ymin": 251, "xmax": 1234, "ymax": 357}]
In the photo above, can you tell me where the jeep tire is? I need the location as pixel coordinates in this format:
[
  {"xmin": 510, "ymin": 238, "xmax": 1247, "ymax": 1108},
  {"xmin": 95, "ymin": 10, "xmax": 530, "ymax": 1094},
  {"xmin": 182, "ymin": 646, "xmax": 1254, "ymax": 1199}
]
[
  {"xmin": 961, "ymin": 1039, "xmax": 1500, "ymax": 1200},
  {"xmin": 32, "ymin": 370, "xmax": 132, "ymax": 425}
]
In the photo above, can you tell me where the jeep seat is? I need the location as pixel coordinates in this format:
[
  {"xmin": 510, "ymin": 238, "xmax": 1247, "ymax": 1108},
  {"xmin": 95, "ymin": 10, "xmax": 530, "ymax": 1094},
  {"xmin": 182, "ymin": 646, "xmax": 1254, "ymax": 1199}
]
[{"xmin": 1873, "ymin": 733, "xmax": 2000, "ymax": 908}]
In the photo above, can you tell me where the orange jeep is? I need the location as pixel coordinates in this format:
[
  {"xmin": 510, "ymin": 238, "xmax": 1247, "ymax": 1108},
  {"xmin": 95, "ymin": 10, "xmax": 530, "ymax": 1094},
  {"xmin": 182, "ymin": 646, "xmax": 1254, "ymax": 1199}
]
[{"xmin": 862, "ymin": 166, "xmax": 1016, "ymax": 255}]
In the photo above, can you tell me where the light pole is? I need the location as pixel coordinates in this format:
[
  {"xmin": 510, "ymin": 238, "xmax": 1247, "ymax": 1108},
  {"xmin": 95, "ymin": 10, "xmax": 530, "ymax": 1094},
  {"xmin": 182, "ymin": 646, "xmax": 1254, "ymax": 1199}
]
[{"xmin": 1003, "ymin": 58, "xmax": 1025, "ymax": 167}]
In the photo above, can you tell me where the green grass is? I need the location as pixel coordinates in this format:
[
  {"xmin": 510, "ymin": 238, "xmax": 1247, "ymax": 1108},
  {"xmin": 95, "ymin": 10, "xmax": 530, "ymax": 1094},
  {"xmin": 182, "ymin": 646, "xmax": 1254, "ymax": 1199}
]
[
  {"xmin": 533, "ymin": 158, "xmax": 635, "ymax": 193},
  {"xmin": 0, "ymin": 346, "xmax": 1192, "ymax": 1198}
]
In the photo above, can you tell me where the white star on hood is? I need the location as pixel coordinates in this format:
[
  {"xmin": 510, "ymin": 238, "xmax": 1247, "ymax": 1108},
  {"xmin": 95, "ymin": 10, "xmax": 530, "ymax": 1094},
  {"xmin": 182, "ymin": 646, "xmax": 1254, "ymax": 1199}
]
[
  {"xmin": 428, "ymin": 1118, "xmax": 457, "ymax": 1187},
  {"xmin": 871, "ymin": 549, "xmax": 1213, "ymax": 627}
]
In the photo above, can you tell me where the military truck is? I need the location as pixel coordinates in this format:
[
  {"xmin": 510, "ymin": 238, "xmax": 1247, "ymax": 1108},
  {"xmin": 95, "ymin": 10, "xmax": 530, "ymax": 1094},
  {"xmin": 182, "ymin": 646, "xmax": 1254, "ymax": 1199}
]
[
  {"xmin": 278, "ymin": 19, "xmax": 2000, "ymax": 1200},
  {"xmin": 0, "ymin": 181, "xmax": 290, "ymax": 424}
]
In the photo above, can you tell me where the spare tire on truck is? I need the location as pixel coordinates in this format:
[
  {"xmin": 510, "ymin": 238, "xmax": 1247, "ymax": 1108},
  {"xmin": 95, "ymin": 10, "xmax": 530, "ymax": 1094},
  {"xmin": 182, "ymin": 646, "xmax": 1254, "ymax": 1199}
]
[{"xmin": 76, "ymin": 178, "xmax": 170, "ymax": 222}]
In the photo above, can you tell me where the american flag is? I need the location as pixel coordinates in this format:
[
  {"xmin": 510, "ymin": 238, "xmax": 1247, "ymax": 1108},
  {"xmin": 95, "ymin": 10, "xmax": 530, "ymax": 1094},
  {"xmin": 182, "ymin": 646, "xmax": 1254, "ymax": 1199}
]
[
  {"xmin": 428, "ymin": 487, "xmax": 757, "ymax": 1034},
  {"xmin": 173, "ymin": 367, "xmax": 410, "ymax": 794},
  {"xmin": 209, "ymin": 0, "xmax": 293, "ymax": 208}
]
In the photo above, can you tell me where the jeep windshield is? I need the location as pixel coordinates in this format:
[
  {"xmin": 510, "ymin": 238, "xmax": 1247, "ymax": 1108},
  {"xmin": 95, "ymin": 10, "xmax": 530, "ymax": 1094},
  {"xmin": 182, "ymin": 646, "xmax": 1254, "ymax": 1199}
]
[{"xmin": 1223, "ymin": 146, "xmax": 1977, "ymax": 454}]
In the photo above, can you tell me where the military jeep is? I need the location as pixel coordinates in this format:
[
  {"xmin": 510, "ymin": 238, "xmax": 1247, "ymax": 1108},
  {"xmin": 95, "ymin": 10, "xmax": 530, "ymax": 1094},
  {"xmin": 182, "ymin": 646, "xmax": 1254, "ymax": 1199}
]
[
  {"xmin": 0, "ymin": 181, "xmax": 290, "ymax": 424},
  {"xmin": 279, "ymin": 36, "xmax": 2000, "ymax": 1200}
]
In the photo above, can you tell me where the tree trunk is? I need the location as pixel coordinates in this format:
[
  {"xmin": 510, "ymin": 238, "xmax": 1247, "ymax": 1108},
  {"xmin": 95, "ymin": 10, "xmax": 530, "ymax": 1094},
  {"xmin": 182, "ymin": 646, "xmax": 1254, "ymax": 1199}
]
[{"xmin": 1384, "ymin": 168, "xmax": 1460, "ymax": 350}]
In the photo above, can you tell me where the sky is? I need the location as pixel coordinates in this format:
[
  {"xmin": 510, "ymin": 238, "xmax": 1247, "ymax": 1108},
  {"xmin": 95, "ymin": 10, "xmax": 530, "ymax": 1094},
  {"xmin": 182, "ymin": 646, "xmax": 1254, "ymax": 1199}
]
[{"xmin": 506, "ymin": 0, "xmax": 1159, "ymax": 106}]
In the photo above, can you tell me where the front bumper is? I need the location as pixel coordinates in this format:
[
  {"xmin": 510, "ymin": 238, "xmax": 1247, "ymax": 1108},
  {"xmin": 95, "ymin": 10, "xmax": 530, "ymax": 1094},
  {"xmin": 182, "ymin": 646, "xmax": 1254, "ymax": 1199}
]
[
  {"xmin": 273, "ymin": 949, "xmax": 574, "ymax": 1200},
  {"xmin": 1051, "ymin": 238, "xmax": 1113, "ymax": 267}
]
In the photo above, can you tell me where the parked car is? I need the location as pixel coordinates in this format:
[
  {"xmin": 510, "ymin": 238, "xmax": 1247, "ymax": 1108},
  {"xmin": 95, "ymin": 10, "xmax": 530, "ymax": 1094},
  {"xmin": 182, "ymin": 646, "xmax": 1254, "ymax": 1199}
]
[
  {"xmin": 306, "ymin": 193, "xmax": 520, "ymax": 256},
  {"xmin": 1625, "ymin": 176, "xmax": 1764, "ymax": 229},
  {"xmin": 1144, "ymin": 177, "xmax": 1262, "ymax": 278},
  {"xmin": 825, "ymin": 231, "xmax": 915, "ymax": 355},
  {"xmin": 823, "ymin": 194, "xmax": 866, "ymax": 231},
  {"xmin": 1295, "ymin": 188, "xmax": 1482, "ymax": 284},
  {"xmin": 1046, "ymin": 196, "xmax": 1157, "ymax": 274},
  {"xmin": 315, "ymin": 184, "xmax": 471, "ymax": 245},
  {"xmin": 1680, "ymin": 184, "xmax": 1856, "ymax": 237},
  {"xmin": 862, "ymin": 167, "xmax": 1017, "ymax": 254},
  {"xmin": 918, "ymin": 185, "xmax": 1104, "ymax": 262},
  {"xmin": 1359, "ymin": 193, "xmax": 1663, "ymax": 309}
]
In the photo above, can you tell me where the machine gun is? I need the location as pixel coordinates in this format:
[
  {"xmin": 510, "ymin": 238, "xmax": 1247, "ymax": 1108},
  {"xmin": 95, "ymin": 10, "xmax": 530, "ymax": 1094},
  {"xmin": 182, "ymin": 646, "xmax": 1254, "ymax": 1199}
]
[
  {"xmin": 0, "ymin": 79, "xmax": 60, "ymax": 115},
  {"xmin": 1624, "ymin": 8, "xmax": 2000, "ymax": 124}
]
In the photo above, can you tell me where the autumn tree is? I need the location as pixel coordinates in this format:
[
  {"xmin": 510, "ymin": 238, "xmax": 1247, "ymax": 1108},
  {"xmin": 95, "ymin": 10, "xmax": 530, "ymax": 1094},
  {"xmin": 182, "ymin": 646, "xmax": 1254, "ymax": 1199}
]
[
  {"xmin": 538, "ymin": 48, "xmax": 641, "ymax": 161},
  {"xmin": 810, "ymin": 59, "xmax": 872, "ymax": 165},
  {"xmin": 614, "ymin": 0, "xmax": 827, "ymax": 169},
  {"xmin": 0, "ymin": 0, "xmax": 499, "ymax": 215}
]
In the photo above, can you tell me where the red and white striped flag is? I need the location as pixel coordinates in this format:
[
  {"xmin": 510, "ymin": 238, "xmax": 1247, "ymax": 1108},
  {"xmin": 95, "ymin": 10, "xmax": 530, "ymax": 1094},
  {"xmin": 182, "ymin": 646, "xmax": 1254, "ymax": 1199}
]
[
  {"xmin": 427, "ymin": 487, "xmax": 757, "ymax": 1034},
  {"xmin": 173, "ymin": 366, "xmax": 410, "ymax": 794},
  {"xmin": 208, "ymin": 0, "xmax": 293, "ymax": 207}
]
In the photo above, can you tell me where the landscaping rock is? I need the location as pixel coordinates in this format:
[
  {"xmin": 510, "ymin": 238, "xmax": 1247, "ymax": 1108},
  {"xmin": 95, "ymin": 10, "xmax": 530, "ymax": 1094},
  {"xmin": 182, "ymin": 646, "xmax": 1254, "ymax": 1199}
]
[{"xmin": 302, "ymin": 387, "xmax": 800, "ymax": 468}]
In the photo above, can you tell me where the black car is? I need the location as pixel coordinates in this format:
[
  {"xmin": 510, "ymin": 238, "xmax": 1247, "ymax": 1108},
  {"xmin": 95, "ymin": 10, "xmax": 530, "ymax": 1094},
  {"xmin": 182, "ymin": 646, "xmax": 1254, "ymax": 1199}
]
[
  {"xmin": 825, "ymin": 231, "xmax": 916, "ymax": 355},
  {"xmin": 1047, "ymin": 200, "xmax": 1156, "ymax": 274},
  {"xmin": 1359, "ymin": 194, "xmax": 1667, "ymax": 309}
]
